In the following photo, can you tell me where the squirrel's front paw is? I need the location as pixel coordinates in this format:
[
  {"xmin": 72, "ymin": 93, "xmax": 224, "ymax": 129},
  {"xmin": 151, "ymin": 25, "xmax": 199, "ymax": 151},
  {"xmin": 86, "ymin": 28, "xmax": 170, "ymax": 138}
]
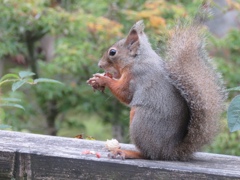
[
  {"xmin": 87, "ymin": 73, "xmax": 111, "ymax": 92},
  {"xmin": 87, "ymin": 77, "xmax": 105, "ymax": 92},
  {"xmin": 108, "ymin": 149, "xmax": 126, "ymax": 160}
]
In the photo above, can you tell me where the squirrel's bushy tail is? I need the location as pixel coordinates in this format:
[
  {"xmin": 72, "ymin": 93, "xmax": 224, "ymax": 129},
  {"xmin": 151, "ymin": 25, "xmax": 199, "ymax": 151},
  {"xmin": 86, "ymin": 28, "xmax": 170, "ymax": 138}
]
[{"xmin": 164, "ymin": 14, "xmax": 226, "ymax": 160}]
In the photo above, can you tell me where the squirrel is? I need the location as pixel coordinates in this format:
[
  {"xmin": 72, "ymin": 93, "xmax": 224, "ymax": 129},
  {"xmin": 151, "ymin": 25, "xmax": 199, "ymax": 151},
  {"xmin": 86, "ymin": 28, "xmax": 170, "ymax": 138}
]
[{"xmin": 87, "ymin": 11, "xmax": 226, "ymax": 161}]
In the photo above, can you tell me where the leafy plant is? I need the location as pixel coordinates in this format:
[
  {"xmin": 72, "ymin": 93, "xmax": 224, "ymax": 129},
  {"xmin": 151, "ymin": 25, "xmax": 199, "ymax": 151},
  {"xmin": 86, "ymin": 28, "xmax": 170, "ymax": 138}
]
[
  {"xmin": 227, "ymin": 87, "xmax": 240, "ymax": 132},
  {"xmin": 0, "ymin": 71, "xmax": 62, "ymax": 92},
  {"xmin": 0, "ymin": 71, "xmax": 63, "ymax": 129}
]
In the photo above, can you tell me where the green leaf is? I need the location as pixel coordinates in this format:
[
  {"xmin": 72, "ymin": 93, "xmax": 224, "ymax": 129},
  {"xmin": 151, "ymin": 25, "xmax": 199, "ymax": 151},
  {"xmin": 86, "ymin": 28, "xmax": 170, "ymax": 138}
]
[
  {"xmin": 34, "ymin": 78, "xmax": 63, "ymax": 85},
  {"xmin": 227, "ymin": 87, "xmax": 240, "ymax": 92},
  {"xmin": 19, "ymin": 71, "xmax": 35, "ymax": 79},
  {"xmin": 0, "ymin": 73, "xmax": 19, "ymax": 82},
  {"xmin": 0, "ymin": 124, "xmax": 12, "ymax": 130},
  {"xmin": 1, "ymin": 98, "xmax": 21, "ymax": 102},
  {"xmin": 227, "ymin": 95, "xmax": 240, "ymax": 132},
  {"xmin": 12, "ymin": 79, "xmax": 27, "ymax": 91},
  {"xmin": 0, "ymin": 103, "xmax": 25, "ymax": 110}
]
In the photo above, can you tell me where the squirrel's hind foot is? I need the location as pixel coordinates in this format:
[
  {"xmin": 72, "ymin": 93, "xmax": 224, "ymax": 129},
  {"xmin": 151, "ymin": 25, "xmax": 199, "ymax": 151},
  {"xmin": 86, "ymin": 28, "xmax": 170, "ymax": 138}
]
[{"xmin": 108, "ymin": 149, "xmax": 144, "ymax": 160}]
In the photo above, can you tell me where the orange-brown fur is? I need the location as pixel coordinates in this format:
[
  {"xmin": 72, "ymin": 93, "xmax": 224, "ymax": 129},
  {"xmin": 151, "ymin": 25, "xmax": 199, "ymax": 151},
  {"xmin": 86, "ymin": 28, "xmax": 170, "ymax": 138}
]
[
  {"xmin": 109, "ymin": 149, "xmax": 144, "ymax": 159},
  {"xmin": 130, "ymin": 107, "xmax": 136, "ymax": 124},
  {"xmin": 108, "ymin": 72, "xmax": 132, "ymax": 105}
]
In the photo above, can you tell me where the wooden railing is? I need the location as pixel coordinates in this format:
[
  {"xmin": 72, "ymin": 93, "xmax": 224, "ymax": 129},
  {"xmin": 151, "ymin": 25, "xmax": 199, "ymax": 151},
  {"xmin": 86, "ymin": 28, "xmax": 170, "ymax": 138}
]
[{"xmin": 0, "ymin": 130, "xmax": 239, "ymax": 179}]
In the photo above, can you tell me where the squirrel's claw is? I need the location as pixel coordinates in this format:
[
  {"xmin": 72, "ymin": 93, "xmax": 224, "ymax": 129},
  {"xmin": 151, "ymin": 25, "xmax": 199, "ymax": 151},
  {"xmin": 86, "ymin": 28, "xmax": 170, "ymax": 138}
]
[
  {"xmin": 87, "ymin": 76, "xmax": 105, "ymax": 93},
  {"xmin": 108, "ymin": 149, "xmax": 126, "ymax": 160},
  {"xmin": 93, "ymin": 73, "xmax": 105, "ymax": 77}
]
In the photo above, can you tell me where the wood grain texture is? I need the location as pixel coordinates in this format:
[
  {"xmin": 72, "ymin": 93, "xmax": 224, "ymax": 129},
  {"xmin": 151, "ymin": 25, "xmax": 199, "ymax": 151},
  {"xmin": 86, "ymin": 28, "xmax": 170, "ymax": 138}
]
[{"xmin": 0, "ymin": 130, "xmax": 240, "ymax": 180}]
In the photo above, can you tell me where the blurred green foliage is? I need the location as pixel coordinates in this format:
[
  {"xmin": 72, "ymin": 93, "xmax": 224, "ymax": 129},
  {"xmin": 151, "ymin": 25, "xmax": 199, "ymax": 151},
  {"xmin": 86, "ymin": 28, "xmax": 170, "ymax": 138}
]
[
  {"xmin": 205, "ymin": 119, "xmax": 240, "ymax": 156},
  {"xmin": 210, "ymin": 29, "xmax": 240, "ymax": 92},
  {"xmin": 204, "ymin": 2, "xmax": 240, "ymax": 155},
  {"xmin": 0, "ymin": 0, "xmax": 240, "ymax": 156}
]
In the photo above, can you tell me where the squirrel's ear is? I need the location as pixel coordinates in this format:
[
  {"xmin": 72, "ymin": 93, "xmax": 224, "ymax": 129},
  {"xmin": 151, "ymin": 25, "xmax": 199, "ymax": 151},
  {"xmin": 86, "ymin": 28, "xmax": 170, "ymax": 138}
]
[
  {"xmin": 124, "ymin": 20, "xmax": 145, "ymax": 54},
  {"xmin": 131, "ymin": 20, "xmax": 145, "ymax": 34}
]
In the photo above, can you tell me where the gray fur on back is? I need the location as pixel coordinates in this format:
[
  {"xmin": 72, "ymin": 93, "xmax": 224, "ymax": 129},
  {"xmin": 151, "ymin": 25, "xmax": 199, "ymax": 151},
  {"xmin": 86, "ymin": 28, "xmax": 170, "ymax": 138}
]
[{"xmin": 129, "ymin": 35, "xmax": 190, "ymax": 160}]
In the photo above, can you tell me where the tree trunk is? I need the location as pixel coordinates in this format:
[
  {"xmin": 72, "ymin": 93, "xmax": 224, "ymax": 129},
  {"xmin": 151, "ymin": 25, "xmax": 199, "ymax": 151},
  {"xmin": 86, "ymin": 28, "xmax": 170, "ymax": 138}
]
[
  {"xmin": 111, "ymin": 100, "xmax": 124, "ymax": 142},
  {"xmin": 40, "ymin": 35, "xmax": 55, "ymax": 62},
  {"xmin": 45, "ymin": 99, "xmax": 58, "ymax": 136},
  {"xmin": 112, "ymin": 124, "xmax": 124, "ymax": 142},
  {"xmin": 26, "ymin": 36, "xmax": 39, "ymax": 79}
]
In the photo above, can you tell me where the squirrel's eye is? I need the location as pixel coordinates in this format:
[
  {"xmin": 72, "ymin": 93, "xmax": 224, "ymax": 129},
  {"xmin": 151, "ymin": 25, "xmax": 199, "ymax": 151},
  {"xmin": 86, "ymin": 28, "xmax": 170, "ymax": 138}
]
[{"xmin": 109, "ymin": 49, "xmax": 117, "ymax": 56}]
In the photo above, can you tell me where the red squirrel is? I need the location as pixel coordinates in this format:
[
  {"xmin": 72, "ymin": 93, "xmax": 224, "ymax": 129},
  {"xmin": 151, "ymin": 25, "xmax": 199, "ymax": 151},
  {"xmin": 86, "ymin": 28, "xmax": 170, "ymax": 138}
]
[{"xmin": 87, "ymin": 16, "xmax": 226, "ymax": 160}]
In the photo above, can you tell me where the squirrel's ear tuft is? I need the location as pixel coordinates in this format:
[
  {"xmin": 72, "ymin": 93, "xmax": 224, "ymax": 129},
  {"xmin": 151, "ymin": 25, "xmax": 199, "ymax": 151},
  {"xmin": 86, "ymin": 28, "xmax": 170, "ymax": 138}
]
[
  {"xmin": 124, "ymin": 20, "xmax": 144, "ymax": 54},
  {"xmin": 131, "ymin": 20, "xmax": 145, "ymax": 34},
  {"xmin": 124, "ymin": 29, "xmax": 139, "ymax": 54}
]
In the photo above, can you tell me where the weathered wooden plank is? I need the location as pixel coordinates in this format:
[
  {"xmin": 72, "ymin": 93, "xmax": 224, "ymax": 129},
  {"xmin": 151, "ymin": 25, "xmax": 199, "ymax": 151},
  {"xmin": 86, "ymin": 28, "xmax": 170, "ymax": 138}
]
[
  {"xmin": 0, "ymin": 151, "xmax": 15, "ymax": 180},
  {"xmin": 0, "ymin": 130, "xmax": 240, "ymax": 179}
]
